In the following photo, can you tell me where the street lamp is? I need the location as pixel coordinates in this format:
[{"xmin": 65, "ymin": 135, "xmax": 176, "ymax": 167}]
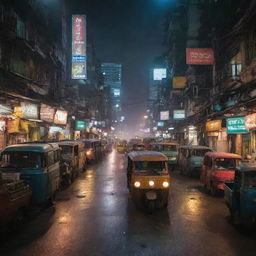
[{"xmin": 143, "ymin": 115, "xmax": 148, "ymax": 119}]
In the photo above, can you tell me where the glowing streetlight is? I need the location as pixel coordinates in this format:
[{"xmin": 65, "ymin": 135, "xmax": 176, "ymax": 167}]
[{"xmin": 143, "ymin": 115, "xmax": 148, "ymax": 119}]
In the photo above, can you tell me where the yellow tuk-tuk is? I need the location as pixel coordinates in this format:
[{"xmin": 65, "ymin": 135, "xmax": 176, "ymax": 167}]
[{"xmin": 127, "ymin": 151, "xmax": 170, "ymax": 212}]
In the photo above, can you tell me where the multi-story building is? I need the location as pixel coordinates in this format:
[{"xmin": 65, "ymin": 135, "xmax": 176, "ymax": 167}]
[{"xmin": 101, "ymin": 62, "xmax": 122, "ymax": 125}]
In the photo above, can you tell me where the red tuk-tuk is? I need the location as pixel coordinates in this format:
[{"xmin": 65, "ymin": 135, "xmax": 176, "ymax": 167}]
[
  {"xmin": 0, "ymin": 180, "xmax": 32, "ymax": 228},
  {"xmin": 200, "ymin": 152, "xmax": 242, "ymax": 196}
]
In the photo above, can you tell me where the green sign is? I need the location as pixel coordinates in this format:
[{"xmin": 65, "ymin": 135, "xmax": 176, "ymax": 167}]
[
  {"xmin": 226, "ymin": 117, "xmax": 248, "ymax": 134},
  {"xmin": 75, "ymin": 120, "xmax": 86, "ymax": 130}
]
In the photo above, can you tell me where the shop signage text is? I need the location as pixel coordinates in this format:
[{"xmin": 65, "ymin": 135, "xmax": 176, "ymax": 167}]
[
  {"xmin": 172, "ymin": 76, "xmax": 187, "ymax": 89},
  {"xmin": 40, "ymin": 104, "xmax": 55, "ymax": 122},
  {"xmin": 186, "ymin": 48, "xmax": 214, "ymax": 65},
  {"xmin": 226, "ymin": 117, "xmax": 248, "ymax": 134},
  {"xmin": 75, "ymin": 120, "xmax": 86, "ymax": 130},
  {"xmin": 54, "ymin": 110, "xmax": 68, "ymax": 125},
  {"xmin": 21, "ymin": 102, "xmax": 38, "ymax": 119},
  {"xmin": 173, "ymin": 110, "xmax": 185, "ymax": 120},
  {"xmin": 245, "ymin": 113, "xmax": 256, "ymax": 130},
  {"xmin": 205, "ymin": 120, "xmax": 221, "ymax": 132},
  {"xmin": 160, "ymin": 111, "xmax": 169, "ymax": 121},
  {"xmin": 0, "ymin": 104, "xmax": 12, "ymax": 115}
]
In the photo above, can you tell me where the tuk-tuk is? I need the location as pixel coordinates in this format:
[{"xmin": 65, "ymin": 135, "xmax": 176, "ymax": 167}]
[
  {"xmin": 0, "ymin": 180, "xmax": 31, "ymax": 228},
  {"xmin": 132, "ymin": 143, "xmax": 145, "ymax": 151},
  {"xmin": 224, "ymin": 165, "xmax": 256, "ymax": 227},
  {"xmin": 58, "ymin": 141, "xmax": 86, "ymax": 182},
  {"xmin": 201, "ymin": 152, "xmax": 242, "ymax": 196},
  {"xmin": 177, "ymin": 145, "xmax": 212, "ymax": 177},
  {"xmin": 127, "ymin": 151, "xmax": 170, "ymax": 212},
  {"xmin": 78, "ymin": 139, "xmax": 102, "ymax": 163},
  {"xmin": 150, "ymin": 142, "xmax": 179, "ymax": 168},
  {"xmin": 0, "ymin": 143, "xmax": 61, "ymax": 204}
]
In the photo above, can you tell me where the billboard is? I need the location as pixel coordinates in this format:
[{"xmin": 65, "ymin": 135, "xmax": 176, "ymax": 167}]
[
  {"xmin": 173, "ymin": 110, "xmax": 185, "ymax": 120},
  {"xmin": 186, "ymin": 48, "xmax": 214, "ymax": 65},
  {"xmin": 153, "ymin": 68, "xmax": 166, "ymax": 80},
  {"xmin": 72, "ymin": 15, "xmax": 87, "ymax": 79},
  {"xmin": 160, "ymin": 111, "xmax": 169, "ymax": 121},
  {"xmin": 226, "ymin": 117, "xmax": 248, "ymax": 134}
]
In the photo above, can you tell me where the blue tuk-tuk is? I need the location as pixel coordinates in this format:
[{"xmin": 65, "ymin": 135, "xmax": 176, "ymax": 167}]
[
  {"xmin": 224, "ymin": 165, "xmax": 256, "ymax": 227},
  {"xmin": 0, "ymin": 143, "xmax": 61, "ymax": 204}
]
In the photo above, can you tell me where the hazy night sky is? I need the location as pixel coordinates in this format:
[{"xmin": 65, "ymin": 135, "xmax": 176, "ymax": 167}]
[{"xmin": 72, "ymin": 0, "xmax": 171, "ymax": 133}]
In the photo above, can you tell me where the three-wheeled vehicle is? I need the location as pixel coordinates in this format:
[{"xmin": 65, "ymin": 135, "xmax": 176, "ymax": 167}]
[
  {"xmin": 150, "ymin": 142, "xmax": 179, "ymax": 168},
  {"xmin": 132, "ymin": 143, "xmax": 145, "ymax": 152},
  {"xmin": 58, "ymin": 141, "xmax": 86, "ymax": 183},
  {"xmin": 224, "ymin": 165, "xmax": 256, "ymax": 227},
  {"xmin": 0, "ymin": 143, "xmax": 61, "ymax": 204},
  {"xmin": 177, "ymin": 146, "xmax": 212, "ymax": 177},
  {"xmin": 0, "ymin": 179, "xmax": 31, "ymax": 228},
  {"xmin": 79, "ymin": 139, "xmax": 102, "ymax": 163},
  {"xmin": 127, "ymin": 151, "xmax": 170, "ymax": 212},
  {"xmin": 201, "ymin": 152, "xmax": 242, "ymax": 196}
]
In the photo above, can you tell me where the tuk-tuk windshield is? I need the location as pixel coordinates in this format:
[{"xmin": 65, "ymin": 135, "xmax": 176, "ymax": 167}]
[
  {"xmin": 244, "ymin": 171, "xmax": 256, "ymax": 188},
  {"xmin": 214, "ymin": 158, "xmax": 240, "ymax": 170},
  {"xmin": 163, "ymin": 145, "xmax": 177, "ymax": 151},
  {"xmin": 191, "ymin": 149, "xmax": 211, "ymax": 157},
  {"xmin": 134, "ymin": 161, "xmax": 166, "ymax": 172},
  {"xmin": 84, "ymin": 142, "xmax": 92, "ymax": 149},
  {"xmin": 60, "ymin": 145, "xmax": 73, "ymax": 155},
  {"xmin": 1, "ymin": 151, "xmax": 43, "ymax": 169}
]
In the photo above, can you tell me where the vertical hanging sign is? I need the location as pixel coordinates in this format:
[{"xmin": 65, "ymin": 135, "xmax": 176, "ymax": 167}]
[{"xmin": 72, "ymin": 15, "xmax": 87, "ymax": 79}]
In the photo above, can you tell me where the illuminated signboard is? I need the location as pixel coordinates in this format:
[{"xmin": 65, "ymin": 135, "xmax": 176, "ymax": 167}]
[
  {"xmin": 173, "ymin": 110, "xmax": 185, "ymax": 120},
  {"xmin": 75, "ymin": 120, "xmax": 86, "ymax": 130},
  {"xmin": 160, "ymin": 111, "xmax": 169, "ymax": 121},
  {"xmin": 54, "ymin": 110, "xmax": 68, "ymax": 125},
  {"xmin": 205, "ymin": 120, "xmax": 222, "ymax": 132},
  {"xmin": 157, "ymin": 122, "xmax": 164, "ymax": 127},
  {"xmin": 173, "ymin": 76, "xmax": 187, "ymax": 89},
  {"xmin": 153, "ymin": 68, "xmax": 166, "ymax": 81},
  {"xmin": 226, "ymin": 117, "xmax": 248, "ymax": 134},
  {"xmin": 186, "ymin": 48, "xmax": 214, "ymax": 65},
  {"xmin": 72, "ymin": 15, "xmax": 87, "ymax": 79},
  {"xmin": 40, "ymin": 104, "xmax": 55, "ymax": 122},
  {"xmin": 113, "ymin": 88, "xmax": 120, "ymax": 97},
  {"xmin": 21, "ymin": 102, "xmax": 38, "ymax": 119}
]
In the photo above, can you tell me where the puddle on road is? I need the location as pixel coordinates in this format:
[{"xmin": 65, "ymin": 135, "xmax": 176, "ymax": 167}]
[
  {"xmin": 55, "ymin": 197, "xmax": 71, "ymax": 202},
  {"xmin": 77, "ymin": 194, "xmax": 86, "ymax": 198}
]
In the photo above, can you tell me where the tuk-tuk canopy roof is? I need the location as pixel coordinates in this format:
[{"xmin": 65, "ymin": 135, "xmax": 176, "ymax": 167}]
[
  {"xmin": 150, "ymin": 142, "xmax": 179, "ymax": 146},
  {"xmin": 179, "ymin": 145, "xmax": 212, "ymax": 150},
  {"xmin": 58, "ymin": 140, "xmax": 83, "ymax": 147},
  {"xmin": 128, "ymin": 151, "xmax": 168, "ymax": 161},
  {"xmin": 77, "ymin": 139, "xmax": 100, "ymax": 143},
  {"xmin": 205, "ymin": 152, "xmax": 242, "ymax": 160},
  {"xmin": 2, "ymin": 143, "xmax": 60, "ymax": 153}
]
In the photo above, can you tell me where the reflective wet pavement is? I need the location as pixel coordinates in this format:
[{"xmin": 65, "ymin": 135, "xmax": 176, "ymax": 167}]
[{"xmin": 1, "ymin": 151, "xmax": 256, "ymax": 256}]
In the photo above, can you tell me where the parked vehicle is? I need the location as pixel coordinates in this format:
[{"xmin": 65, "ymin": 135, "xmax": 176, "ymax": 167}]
[
  {"xmin": 58, "ymin": 141, "xmax": 86, "ymax": 183},
  {"xmin": 201, "ymin": 152, "xmax": 241, "ymax": 196},
  {"xmin": 0, "ymin": 143, "xmax": 61, "ymax": 204},
  {"xmin": 79, "ymin": 139, "xmax": 102, "ymax": 163},
  {"xmin": 177, "ymin": 146, "xmax": 212, "ymax": 177},
  {"xmin": 150, "ymin": 142, "xmax": 179, "ymax": 168},
  {"xmin": 224, "ymin": 165, "xmax": 256, "ymax": 227},
  {"xmin": 0, "ymin": 180, "xmax": 31, "ymax": 228},
  {"xmin": 117, "ymin": 144, "xmax": 126, "ymax": 154},
  {"xmin": 127, "ymin": 151, "xmax": 170, "ymax": 212},
  {"xmin": 132, "ymin": 143, "xmax": 145, "ymax": 151}
]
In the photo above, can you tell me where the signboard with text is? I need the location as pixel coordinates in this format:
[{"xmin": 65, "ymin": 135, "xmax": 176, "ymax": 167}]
[
  {"xmin": 173, "ymin": 110, "xmax": 185, "ymax": 120},
  {"xmin": 160, "ymin": 111, "xmax": 169, "ymax": 121},
  {"xmin": 173, "ymin": 76, "xmax": 187, "ymax": 89},
  {"xmin": 205, "ymin": 120, "xmax": 221, "ymax": 132},
  {"xmin": 245, "ymin": 113, "xmax": 256, "ymax": 130},
  {"xmin": 226, "ymin": 117, "xmax": 248, "ymax": 134},
  {"xmin": 75, "ymin": 120, "xmax": 86, "ymax": 130},
  {"xmin": 54, "ymin": 110, "xmax": 68, "ymax": 125},
  {"xmin": 21, "ymin": 102, "xmax": 38, "ymax": 119},
  {"xmin": 40, "ymin": 104, "xmax": 55, "ymax": 123},
  {"xmin": 72, "ymin": 15, "xmax": 87, "ymax": 79},
  {"xmin": 186, "ymin": 48, "xmax": 214, "ymax": 65}
]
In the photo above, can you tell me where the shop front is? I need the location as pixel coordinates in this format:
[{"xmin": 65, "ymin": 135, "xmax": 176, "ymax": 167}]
[
  {"xmin": 0, "ymin": 103, "xmax": 13, "ymax": 149},
  {"xmin": 184, "ymin": 126, "xmax": 198, "ymax": 145},
  {"xmin": 245, "ymin": 113, "xmax": 256, "ymax": 155},
  {"xmin": 226, "ymin": 117, "xmax": 249, "ymax": 156},
  {"xmin": 205, "ymin": 120, "xmax": 228, "ymax": 152}
]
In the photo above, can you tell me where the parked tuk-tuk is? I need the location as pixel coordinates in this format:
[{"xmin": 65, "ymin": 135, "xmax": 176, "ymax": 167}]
[
  {"xmin": 0, "ymin": 143, "xmax": 61, "ymax": 204},
  {"xmin": 0, "ymin": 180, "xmax": 31, "ymax": 228},
  {"xmin": 201, "ymin": 152, "xmax": 242, "ymax": 196},
  {"xmin": 150, "ymin": 142, "xmax": 179, "ymax": 168},
  {"xmin": 177, "ymin": 146, "xmax": 212, "ymax": 177},
  {"xmin": 132, "ymin": 143, "xmax": 145, "ymax": 151},
  {"xmin": 78, "ymin": 139, "xmax": 102, "ymax": 163},
  {"xmin": 127, "ymin": 151, "xmax": 170, "ymax": 212},
  {"xmin": 224, "ymin": 165, "xmax": 256, "ymax": 227},
  {"xmin": 58, "ymin": 141, "xmax": 86, "ymax": 183}
]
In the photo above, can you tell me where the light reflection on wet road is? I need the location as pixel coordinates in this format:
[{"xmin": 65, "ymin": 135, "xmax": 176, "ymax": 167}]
[{"xmin": 1, "ymin": 150, "xmax": 256, "ymax": 256}]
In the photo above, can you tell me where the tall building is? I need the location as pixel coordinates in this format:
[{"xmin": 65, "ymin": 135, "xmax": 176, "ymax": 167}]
[{"xmin": 101, "ymin": 63, "xmax": 122, "ymax": 124}]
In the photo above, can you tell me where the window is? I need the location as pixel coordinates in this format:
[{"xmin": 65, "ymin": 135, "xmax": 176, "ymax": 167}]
[
  {"xmin": 134, "ymin": 161, "xmax": 165, "ymax": 171},
  {"xmin": 231, "ymin": 63, "xmax": 242, "ymax": 77}
]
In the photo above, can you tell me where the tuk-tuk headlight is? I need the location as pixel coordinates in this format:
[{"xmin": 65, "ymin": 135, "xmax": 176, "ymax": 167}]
[
  {"xmin": 149, "ymin": 180, "xmax": 154, "ymax": 186},
  {"xmin": 134, "ymin": 181, "xmax": 141, "ymax": 188},
  {"xmin": 86, "ymin": 150, "xmax": 92, "ymax": 156},
  {"xmin": 163, "ymin": 181, "xmax": 169, "ymax": 188}
]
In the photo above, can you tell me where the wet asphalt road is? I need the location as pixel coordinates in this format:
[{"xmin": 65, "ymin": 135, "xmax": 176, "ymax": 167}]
[{"xmin": 1, "ymin": 150, "xmax": 256, "ymax": 256}]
